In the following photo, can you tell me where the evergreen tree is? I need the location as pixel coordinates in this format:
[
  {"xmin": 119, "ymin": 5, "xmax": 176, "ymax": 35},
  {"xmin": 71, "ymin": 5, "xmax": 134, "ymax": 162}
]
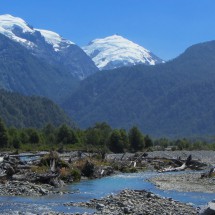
[
  {"xmin": 85, "ymin": 122, "xmax": 112, "ymax": 146},
  {"xmin": 42, "ymin": 124, "xmax": 57, "ymax": 144},
  {"xmin": 28, "ymin": 129, "xmax": 40, "ymax": 144},
  {"xmin": 85, "ymin": 128, "xmax": 101, "ymax": 146},
  {"xmin": 8, "ymin": 127, "xmax": 20, "ymax": 149},
  {"xmin": 109, "ymin": 129, "xmax": 124, "ymax": 153},
  {"xmin": 129, "ymin": 126, "xmax": 144, "ymax": 152},
  {"xmin": 119, "ymin": 129, "xmax": 129, "ymax": 150},
  {"xmin": 0, "ymin": 118, "xmax": 8, "ymax": 148},
  {"xmin": 144, "ymin": 135, "xmax": 153, "ymax": 148},
  {"xmin": 57, "ymin": 124, "xmax": 78, "ymax": 144}
]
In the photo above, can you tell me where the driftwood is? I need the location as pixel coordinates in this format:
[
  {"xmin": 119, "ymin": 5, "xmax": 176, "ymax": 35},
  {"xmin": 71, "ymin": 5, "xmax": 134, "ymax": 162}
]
[
  {"xmin": 133, "ymin": 152, "xmax": 148, "ymax": 162},
  {"xmin": 50, "ymin": 158, "xmax": 56, "ymax": 172},
  {"xmin": 17, "ymin": 164, "xmax": 31, "ymax": 169},
  {"xmin": 127, "ymin": 152, "xmax": 148, "ymax": 168},
  {"xmin": 158, "ymin": 155, "xmax": 192, "ymax": 173},
  {"xmin": 120, "ymin": 153, "xmax": 126, "ymax": 161},
  {"xmin": 38, "ymin": 172, "xmax": 59, "ymax": 181},
  {"xmin": 201, "ymin": 167, "xmax": 215, "ymax": 178}
]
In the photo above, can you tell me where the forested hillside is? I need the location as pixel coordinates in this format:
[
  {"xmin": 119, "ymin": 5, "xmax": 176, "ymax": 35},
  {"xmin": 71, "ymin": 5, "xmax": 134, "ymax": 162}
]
[
  {"xmin": 0, "ymin": 33, "xmax": 79, "ymax": 103},
  {"xmin": 0, "ymin": 89, "xmax": 72, "ymax": 128},
  {"xmin": 62, "ymin": 41, "xmax": 215, "ymax": 138}
]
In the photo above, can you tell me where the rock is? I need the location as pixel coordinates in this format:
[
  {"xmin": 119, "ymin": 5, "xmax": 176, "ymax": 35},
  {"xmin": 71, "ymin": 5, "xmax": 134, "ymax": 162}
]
[
  {"xmin": 0, "ymin": 180, "xmax": 53, "ymax": 196},
  {"xmin": 66, "ymin": 189, "xmax": 197, "ymax": 215},
  {"xmin": 200, "ymin": 200, "xmax": 215, "ymax": 215},
  {"xmin": 39, "ymin": 187, "xmax": 47, "ymax": 195},
  {"xmin": 96, "ymin": 203, "xmax": 105, "ymax": 210},
  {"xmin": 49, "ymin": 178, "xmax": 64, "ymax": 188},
  {"xmin": 12, "ymin": 174, "xmax": 26, "ymax": 181},
  {"xmin": 81, "ymin": 160, "xmax": 95, "ymax": 177},
  {"xmin": 123, "ymin": 207, "xmax": 130, "ymax": 214},
  {"xmin": 4, "ymin": 163, "xmax": 15, "ymax": 176}
]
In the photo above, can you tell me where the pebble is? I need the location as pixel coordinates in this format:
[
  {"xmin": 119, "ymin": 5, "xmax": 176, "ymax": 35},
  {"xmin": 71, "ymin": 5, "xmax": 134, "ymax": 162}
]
[
  {"xmin": 149, "ymin": 172, "xmax": 215, "ymax": 193},
  {"xmin": 0, "ymin": 181, "xmax": 59, "ymax": 196},
  {"xmin": 65, "ymin": 189, "xmax": 198, "ymax": 215}
]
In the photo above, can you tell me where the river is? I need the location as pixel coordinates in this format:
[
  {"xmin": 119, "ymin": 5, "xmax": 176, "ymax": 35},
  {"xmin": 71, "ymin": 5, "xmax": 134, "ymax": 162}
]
[{"xmin": 0, "ymin": 171, "xmax": 214, "ymax": 214}]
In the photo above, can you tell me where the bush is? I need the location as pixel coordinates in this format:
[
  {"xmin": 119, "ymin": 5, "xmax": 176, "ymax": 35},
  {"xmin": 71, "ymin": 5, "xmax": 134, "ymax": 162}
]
[
  {"xmin": 121, "ymin": 167, "xmax": 138, "ymax": 173},
  {"xmin": 39, "ymin": 151, "xmax": 69, "ymax": 168},
  {"xmin": 71, "ymin": 168, "xmax": 81, "ymax": 181},
  {"xmin": 60, "ymin": 167, "xmax": 81, "ymax": 182},
  {"xmin": 81, "ymin": 160, "xmax": 95, "ymax": 177}
]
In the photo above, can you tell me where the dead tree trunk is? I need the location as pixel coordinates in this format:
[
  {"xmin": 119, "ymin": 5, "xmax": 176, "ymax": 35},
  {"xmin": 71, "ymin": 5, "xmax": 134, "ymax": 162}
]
[
  {"xmin": 158, "ymin": 155, "xmax": 192, "ymax": 173},
  {"xmin": 201, "ymin": 167, "xmax": 215, "ymax": 178}
]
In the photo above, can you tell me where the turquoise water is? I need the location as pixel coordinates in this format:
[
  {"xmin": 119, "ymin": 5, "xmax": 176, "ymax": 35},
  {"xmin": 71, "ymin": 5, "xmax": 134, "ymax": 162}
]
[{"xmin": 0, "ymin": 172, "xmax": 214, "ymax": 214}]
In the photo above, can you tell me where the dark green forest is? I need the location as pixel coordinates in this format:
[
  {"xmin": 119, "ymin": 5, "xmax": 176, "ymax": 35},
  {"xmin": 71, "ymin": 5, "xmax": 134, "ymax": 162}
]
[
  {"xmin": 62, "ymin": 40, "xmax": 215, "ymax": 138},
  {"xmin": 1, "ymin": 33, "xmax": 215, "ymax": 140},
  {"xmin": 0, "ymin": 89, "xmax": 72, "ymax": 128},
  {"xmin": 0, "ymin": 118, "xmax": 214, "ymax": 152}
]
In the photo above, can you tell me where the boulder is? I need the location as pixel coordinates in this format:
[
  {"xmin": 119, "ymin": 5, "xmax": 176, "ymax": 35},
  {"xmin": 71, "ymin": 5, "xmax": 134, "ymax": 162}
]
[
  {"xmin": 81, "ymin": 160, "xmax": 95, "ymax": 177},
  {"xmin": 96, "ymin": 203, "xmax": 105, "ymax": 210},
  {"xmin": 4, "ymin": 163, "xmax": 15, "ymax": 176},
  {"xmin": 200, "ymin": 201, "xmax": 215, "ymax": 215}
]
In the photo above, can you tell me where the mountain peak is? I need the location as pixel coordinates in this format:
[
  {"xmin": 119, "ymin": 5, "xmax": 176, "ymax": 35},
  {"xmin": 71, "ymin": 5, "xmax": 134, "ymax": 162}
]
[
  {"xmin": 0, "ymin": 14, "xmax": 36, "ymax": 48},
  {"xmin": 36, "ymin": 29, "xmax": 75, "ymax": 51},
  {"xmin": 83, "ymin": 35, "xmax": 164, "ymax": 70},
  {"xmin": 0, "ymin": 14, "xmax": 76, "ymax": 51},
  {"xmin": 92, "ymin": 34, "xmax": 127, "ymax": 42},
  {"xmin": 0, "ymin": 14, "xmax": 33, "ymax": 32},
  {"xmin": 0, "ymin": 14, "xmax": 98, "ymax": 79}
]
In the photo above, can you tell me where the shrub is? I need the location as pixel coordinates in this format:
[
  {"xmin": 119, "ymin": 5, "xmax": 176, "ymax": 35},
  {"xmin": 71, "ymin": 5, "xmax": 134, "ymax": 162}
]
[{"xmin": 71, "ymin": 168, "xmax": 81, "ymax": 181}]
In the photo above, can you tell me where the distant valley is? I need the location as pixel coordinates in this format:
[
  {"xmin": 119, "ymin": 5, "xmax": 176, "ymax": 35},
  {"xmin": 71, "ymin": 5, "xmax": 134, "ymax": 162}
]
[{"xmin": 0, "ymin": 14, "xmax": 215, "ymax": 138}]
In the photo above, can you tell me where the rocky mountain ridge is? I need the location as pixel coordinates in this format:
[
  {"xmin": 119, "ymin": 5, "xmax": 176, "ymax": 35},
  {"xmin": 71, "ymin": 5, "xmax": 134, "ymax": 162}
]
[{"xmin": 0, "ymin": 14, "xmax": 98, "ymax": 79}]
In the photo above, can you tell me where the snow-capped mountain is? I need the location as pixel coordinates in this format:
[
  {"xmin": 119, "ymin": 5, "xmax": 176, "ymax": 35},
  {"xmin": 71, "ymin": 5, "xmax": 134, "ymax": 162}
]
[
  {"xmin": 37, "ymin": 29, "xmax": 74, "ymax": 52},
  {"xmin": 0, "ymin": 14, "xmax": 98, "ymax": 79},
  {"xmin": 83, "ymin": 35, "xmax": 164, "ymax": 70},
  {"xmin": 0, "ymin": 14, "xmax": 35, "ymax": 47},
  {"xmin": 0, "ymin": 14, "xmax": 72, "ymax": 51}
]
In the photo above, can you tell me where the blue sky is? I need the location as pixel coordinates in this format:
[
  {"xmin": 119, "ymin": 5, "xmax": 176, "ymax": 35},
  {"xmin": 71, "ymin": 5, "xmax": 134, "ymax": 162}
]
[{"xmin": 0, "ymin": 0, "xmax": 215, "ymax": 60}]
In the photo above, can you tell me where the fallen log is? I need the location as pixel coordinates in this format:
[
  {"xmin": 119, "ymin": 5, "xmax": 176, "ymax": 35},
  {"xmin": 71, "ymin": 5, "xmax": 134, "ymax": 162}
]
[
  {"xmin": 158, "ymin": 155, "xmax": 192, "ymax": 173},
  {"xmin": 201, "ymin": 167, "xmax": 215, "ymax": 178},
  {"xmin": 36, "ymin": 173, "xmax": 59, "ymax": 183},
  {"xmin": 120, "ymin": 153, "xmax": 126, "ymax": 161}
]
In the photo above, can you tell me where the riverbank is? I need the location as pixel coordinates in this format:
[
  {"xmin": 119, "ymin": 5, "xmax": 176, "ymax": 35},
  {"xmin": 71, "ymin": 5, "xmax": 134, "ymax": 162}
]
[
  {"xmin": 0, "ymin": 180, "xmax": 53, "ymax": 196},
  {"xmin": 1, "ymin": 170, "xmax": 214, "ymax": 214},
  {"xmin": 149, "ymin": 171, "xmax": 215, "ymax": 193},
  {"xmin": 0, "ymin": 150, "xmax": 214, "ymax": 197},
  {"xmin": 64, "ymin": 189, "xmax": 198, "ymax": 215}
]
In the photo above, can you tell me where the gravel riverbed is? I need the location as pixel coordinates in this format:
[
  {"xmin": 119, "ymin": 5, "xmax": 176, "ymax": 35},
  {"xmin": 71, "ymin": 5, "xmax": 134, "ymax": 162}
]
[
  {"xmin": 149, "ymin": 172, "xmax": 215, "ymax": 193},
  {"xmin": 0, "ymin": 180, "xmax": 65, "ymax": 196},
  {"xmin": 146, "ymin": 150, "xmax": 215, "ymax": 165},
  {"xmin": 64, "ymin": 189, "xmax": 198, "ymax": 215}
]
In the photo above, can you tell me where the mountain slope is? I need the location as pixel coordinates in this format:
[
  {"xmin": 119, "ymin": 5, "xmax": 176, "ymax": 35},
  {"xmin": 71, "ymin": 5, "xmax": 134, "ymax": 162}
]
[
  {"xmin": 83, "ymin": 35, "xmax": 163, "ymax": 70},
  {"xmin": 63, "ymin": 40, "xmax": 215, "ymax": 138},
  {"xmin": 0, "ymin": 14, "xmax": 98, "ymax": 79},
  {"xmin": 0, "ymin": 33, "xmax": 79, "ymax": 103},
  {"xmin": 0, "ymin": 89, "xmax": 72, "ymax": 128}
]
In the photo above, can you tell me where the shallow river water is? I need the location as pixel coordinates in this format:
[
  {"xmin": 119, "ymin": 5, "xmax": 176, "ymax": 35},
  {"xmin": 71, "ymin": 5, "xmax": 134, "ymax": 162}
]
[{"xmin": 0, "ymin": 171, "xmax": 214, "ymax": 214}]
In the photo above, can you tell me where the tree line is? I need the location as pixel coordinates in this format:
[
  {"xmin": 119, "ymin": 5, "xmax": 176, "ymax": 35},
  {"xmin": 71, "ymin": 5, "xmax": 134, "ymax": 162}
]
[{"xmin": 0, "ymin": 118, "xmax": 214, "ymax": 152}]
